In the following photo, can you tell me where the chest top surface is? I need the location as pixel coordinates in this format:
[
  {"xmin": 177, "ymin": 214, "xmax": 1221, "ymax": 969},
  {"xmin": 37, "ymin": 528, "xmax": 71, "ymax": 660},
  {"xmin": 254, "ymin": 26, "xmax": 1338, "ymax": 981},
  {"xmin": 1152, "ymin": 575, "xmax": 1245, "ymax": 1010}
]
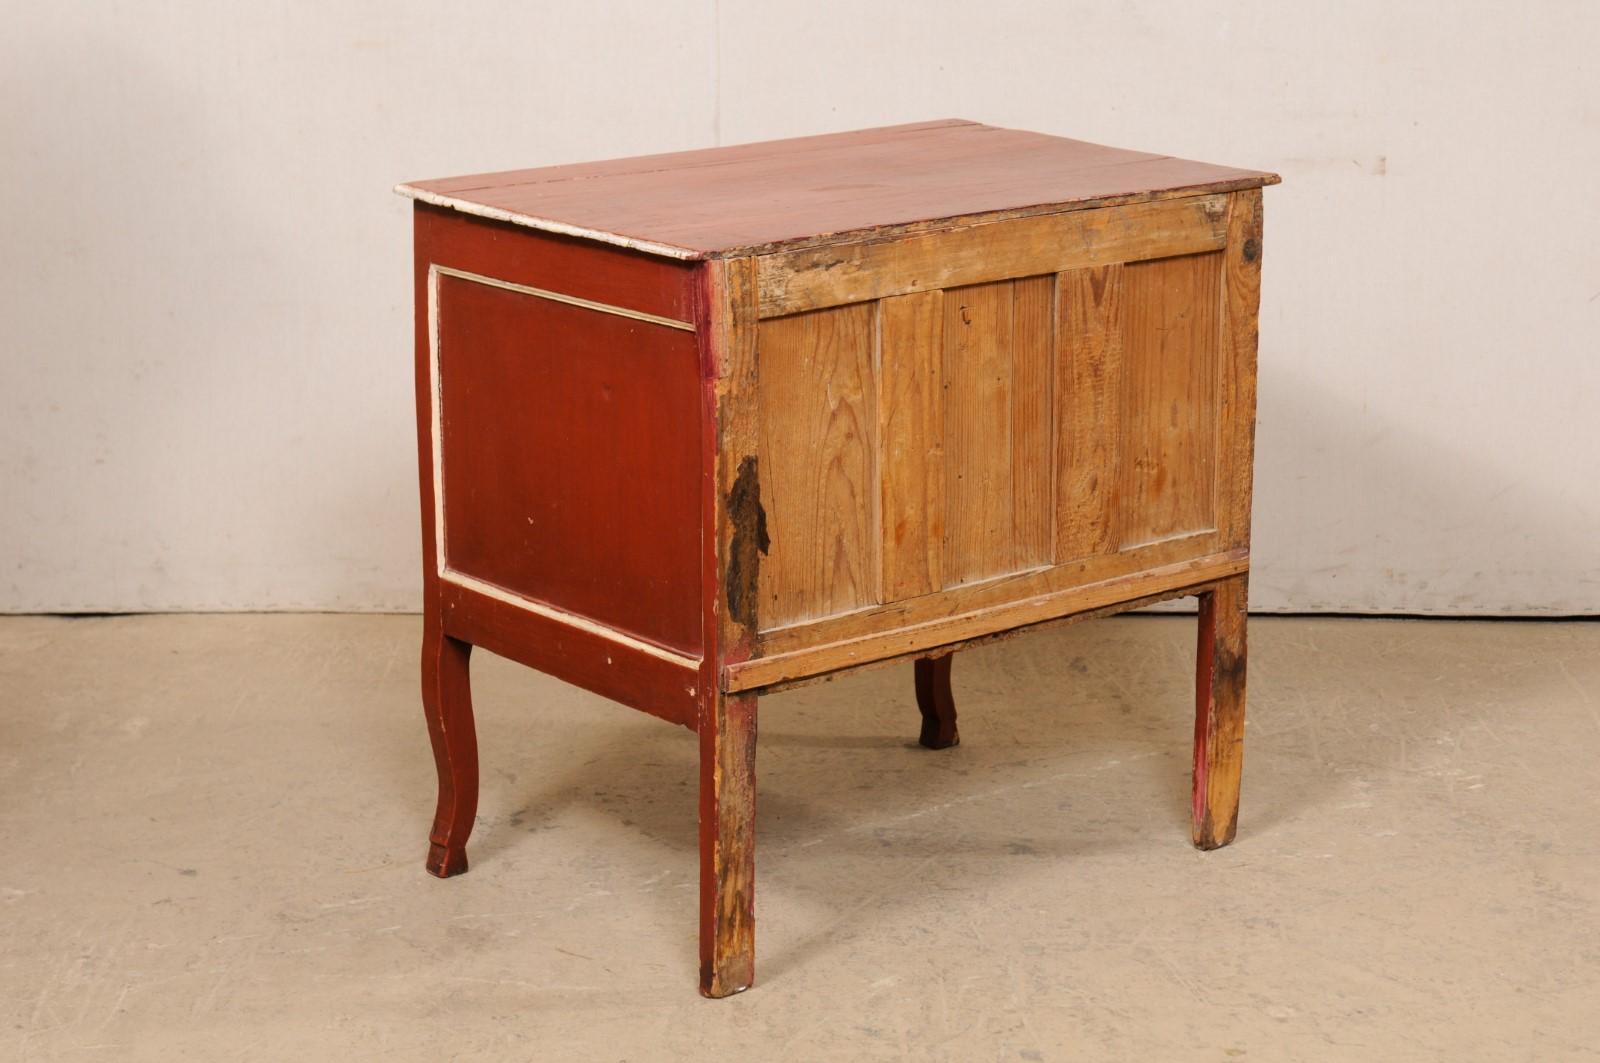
[{"xmin": 397, "ymin": 119, "xmax": 1278, "ymax": 261}]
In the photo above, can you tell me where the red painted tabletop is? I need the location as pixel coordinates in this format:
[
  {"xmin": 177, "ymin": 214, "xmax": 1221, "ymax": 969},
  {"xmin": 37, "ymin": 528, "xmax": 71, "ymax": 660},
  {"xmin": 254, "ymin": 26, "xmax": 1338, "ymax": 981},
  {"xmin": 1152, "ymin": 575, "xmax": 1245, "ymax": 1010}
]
[{"xmin": 398, "ymin": 119, "xmax": 1278, "ymax": 260}]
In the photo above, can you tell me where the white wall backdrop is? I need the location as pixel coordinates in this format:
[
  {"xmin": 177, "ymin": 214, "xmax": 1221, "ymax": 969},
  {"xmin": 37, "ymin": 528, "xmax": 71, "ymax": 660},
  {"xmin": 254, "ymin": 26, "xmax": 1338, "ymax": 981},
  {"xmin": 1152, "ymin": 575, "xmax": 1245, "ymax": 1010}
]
[{"xmin": 3, "ymin": 1, "xmax": 1597, "ymax": 614}]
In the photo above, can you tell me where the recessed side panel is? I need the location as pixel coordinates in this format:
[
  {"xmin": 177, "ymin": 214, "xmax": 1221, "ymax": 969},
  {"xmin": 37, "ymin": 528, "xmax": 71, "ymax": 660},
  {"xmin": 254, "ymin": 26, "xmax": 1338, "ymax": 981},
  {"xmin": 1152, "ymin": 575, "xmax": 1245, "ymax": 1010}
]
[
  {"xmin": 942, "ymin": 280, "xmax": 1016, "ymax": 586},
  {"xmin": 756, "ymin": 304, "xmax": 879, "ymax": 629},
  {"xmin": 1056, "ymin": 251, "xmax": 1224, "ymax": 560},
  {"xmin": 1056, "ymin": 263, "xmax": 1126, "ymax": 560},
  {"xmin": 434, "ymin": 272, "xmax": 703, "ymax": 655},
  {"xmin": 878, "ymin": 289, "xmax": 946, "ymax": 601},
  {"xmin": 1117, "ymin": 252, "xmax": 1222, "ymax": 547},
  {"xmin": 940, "ymin": 276, "xmax": 1055, "ymax": 587}
]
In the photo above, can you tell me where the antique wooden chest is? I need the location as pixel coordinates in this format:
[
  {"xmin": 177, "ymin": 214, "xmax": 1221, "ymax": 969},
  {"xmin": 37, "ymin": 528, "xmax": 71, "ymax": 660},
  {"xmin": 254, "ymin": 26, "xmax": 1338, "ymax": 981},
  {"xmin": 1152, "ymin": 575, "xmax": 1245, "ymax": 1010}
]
[{"xmin": 396, "ymin": 119, "xmax": 1278, "ymax": 996}]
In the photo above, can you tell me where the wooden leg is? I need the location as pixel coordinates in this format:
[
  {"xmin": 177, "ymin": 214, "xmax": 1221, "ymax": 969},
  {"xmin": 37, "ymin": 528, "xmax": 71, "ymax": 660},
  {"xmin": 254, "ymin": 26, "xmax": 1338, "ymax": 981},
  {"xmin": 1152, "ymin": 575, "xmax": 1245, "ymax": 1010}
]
[
  {"xmin": 914, "ymin": 653, "xmax": 959, "ymax": 749},
  {"xmin": 421, "ymin": 613, "xmax": 478, "ymax": 878},
  {"xmin": 1193, "ymin": 574, "xmax": 1248, "ymax": 850},
  {"xmin": 699, "ymin": 690, "xmax": 756, "ymax": 997}
]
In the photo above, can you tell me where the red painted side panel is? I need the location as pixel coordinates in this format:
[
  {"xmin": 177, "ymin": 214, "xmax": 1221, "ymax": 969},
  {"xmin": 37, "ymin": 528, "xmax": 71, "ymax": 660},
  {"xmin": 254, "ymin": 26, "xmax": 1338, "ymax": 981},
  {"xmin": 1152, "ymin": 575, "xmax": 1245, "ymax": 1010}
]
[{"xmin": 432, "ymin": 270, "xmax": 703, "ymax": 655}]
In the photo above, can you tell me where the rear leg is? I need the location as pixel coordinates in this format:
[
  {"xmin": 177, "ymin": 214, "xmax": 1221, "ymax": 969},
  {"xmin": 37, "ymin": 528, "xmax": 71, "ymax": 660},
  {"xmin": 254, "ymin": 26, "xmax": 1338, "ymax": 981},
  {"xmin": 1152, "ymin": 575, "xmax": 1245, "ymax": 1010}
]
[{"xmin": 914, "ymin": 653, "xmax": 959, "ymax": 750}]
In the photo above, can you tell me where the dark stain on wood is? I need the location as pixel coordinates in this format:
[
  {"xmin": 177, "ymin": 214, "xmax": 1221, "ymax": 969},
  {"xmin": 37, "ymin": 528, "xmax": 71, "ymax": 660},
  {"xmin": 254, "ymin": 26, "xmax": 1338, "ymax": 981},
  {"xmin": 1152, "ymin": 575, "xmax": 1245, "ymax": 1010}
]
[
  {"xmin": 1242, "ymin": 237, "xmax": 1260, "ymax": 263},
  {"xmin": 1195, "ymin": 808, "xmax": 1229, "ymax": 851},
  {"xmin": 725, "ymin": 456, "xmax": 770, "ymax": 632},
  {"xmin": 1214, "ymin": 642, "xmax": 1247, "ymax": 696}
]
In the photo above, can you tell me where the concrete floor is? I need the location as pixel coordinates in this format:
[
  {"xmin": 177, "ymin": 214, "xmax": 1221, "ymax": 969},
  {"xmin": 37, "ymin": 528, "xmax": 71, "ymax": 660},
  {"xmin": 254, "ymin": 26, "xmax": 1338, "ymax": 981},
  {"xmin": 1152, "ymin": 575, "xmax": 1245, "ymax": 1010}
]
[{"xmin": 2, "ymin": 615, "xmax": 1598, "ymax": 1061}]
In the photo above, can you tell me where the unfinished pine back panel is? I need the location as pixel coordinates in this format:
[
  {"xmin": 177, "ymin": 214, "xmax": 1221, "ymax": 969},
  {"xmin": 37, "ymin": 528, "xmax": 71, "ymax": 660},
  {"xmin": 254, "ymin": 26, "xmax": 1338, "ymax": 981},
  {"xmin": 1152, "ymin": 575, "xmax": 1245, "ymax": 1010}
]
[{"xmin": 747, "ymin": 190, "xmax": 1259, "ymax": 662}]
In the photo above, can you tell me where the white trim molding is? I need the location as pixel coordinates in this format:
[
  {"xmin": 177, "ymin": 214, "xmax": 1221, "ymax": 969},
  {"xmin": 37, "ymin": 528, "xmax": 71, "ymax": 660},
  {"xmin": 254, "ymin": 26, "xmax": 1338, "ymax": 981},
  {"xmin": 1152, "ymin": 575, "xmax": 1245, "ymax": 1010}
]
[{"xmin": 433, "ymin": 264, "xmax": 695, "ymax": 331}]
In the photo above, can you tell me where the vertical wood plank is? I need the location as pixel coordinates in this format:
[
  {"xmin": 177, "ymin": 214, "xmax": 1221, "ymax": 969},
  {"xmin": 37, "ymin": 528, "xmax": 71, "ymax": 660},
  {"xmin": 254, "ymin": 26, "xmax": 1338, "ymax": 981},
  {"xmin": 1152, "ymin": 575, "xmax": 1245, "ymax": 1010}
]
[
  {"xmin": 1218, "ymin": 190, "xmax": 1264, "ymax": 549},
  {"xmin": 879, "ymin": 289, "xmax": 946, "ymax": 601},
  {"xmin": 1118, "ymin": 252, "xmax": 1222, "ymax": 547},
  {"xmin": 1011, "ymin": 274, "xmax": 1055, "ymax": 567},
  {"xmin": 1056, "ymin": 264, "xmax": 1125, "ymax": 560},
  {"xmin": 756, "ymin": 304, "xmax": 878, "ymax": 627},
  {"xmin": 942, "ymin": 281, "xmax": 1015, "ymax": 586}
]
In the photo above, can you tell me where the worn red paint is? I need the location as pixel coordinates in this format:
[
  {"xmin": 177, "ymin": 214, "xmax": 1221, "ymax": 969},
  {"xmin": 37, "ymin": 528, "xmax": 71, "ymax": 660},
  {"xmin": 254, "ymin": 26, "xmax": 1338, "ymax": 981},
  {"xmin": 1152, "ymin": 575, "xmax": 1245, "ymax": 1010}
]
[{"xmin": 1193, "ymin": 590, "xmax": 1218, "ymax": 830}]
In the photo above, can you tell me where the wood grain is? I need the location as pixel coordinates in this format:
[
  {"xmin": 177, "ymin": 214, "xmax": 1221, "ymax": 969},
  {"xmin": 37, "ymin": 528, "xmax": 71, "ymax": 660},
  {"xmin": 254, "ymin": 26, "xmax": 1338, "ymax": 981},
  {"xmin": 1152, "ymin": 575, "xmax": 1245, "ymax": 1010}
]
[
  {"xmin": 699, "ymin": 689, "xmax": 756, "ymax": 997},
  {"xmin": 937, "ymin": 277, "xmax": 1056, "ymax": 587},
  {"xmin": 943, "ymin": 281, "xmax": 1016, "ymax": 586},
  {"xmin": 401, "ymin": 121, "xmax": 1277, "ymax": 260},
  {"xmin": 1056, "ymin": 263, "xmax": 1126, "ymax": 560},
  {"xmin": 755, "ymin": 528, "xmax": 1221, "ymax": 659},
  {"xmin": 1193, "ymin": 573, "xmax": 1247, "ymax": 849},
  {"xmin": 704, "ymin": 257, "xmax": 763, "ymax": 654},
  {"xmin": 759, "ymin": 194, "xmax": 1227, "ymax": 316},
  {"xmin": 699, "ymin": 259, "xmax": 761, "ymax": 996},
  {"xmin": 757, "ymin": 304, "xmax": 879, "ymax": 627},
  {"xmin": 1011, "ymin": 275, "xmax": 1055, "ymax": 568},
  {"xmin": 1219, "ymin": 190, "xmax": 1264, "ymax": 549},
  {"xmin": 1118, "ymin": 252, "xmax": 1222, "ymax": 547},
  {"xmin": 752, "ymin": 586, "xmax": 1198, "ymax": 698},
  {"xmin": 878, "ymin": 290, "xmax": 946, "ymax": 601},
  {"xmin": 726, "ymin": 547, "xmax": 1246, "ymax": 692}
]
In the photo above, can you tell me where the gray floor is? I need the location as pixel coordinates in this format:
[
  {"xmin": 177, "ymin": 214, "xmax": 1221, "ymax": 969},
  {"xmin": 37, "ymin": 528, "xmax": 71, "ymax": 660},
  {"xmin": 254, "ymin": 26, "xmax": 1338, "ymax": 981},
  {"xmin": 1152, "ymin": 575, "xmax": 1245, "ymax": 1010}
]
[{"xmin": 2, "ymin": 614, "xmax": 1597, "ymax": 1061}]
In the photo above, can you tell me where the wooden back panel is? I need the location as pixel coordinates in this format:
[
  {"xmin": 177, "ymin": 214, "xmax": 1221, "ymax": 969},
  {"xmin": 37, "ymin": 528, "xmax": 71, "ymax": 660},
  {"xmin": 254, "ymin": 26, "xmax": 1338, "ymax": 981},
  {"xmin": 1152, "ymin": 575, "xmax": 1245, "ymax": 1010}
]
[{"xmin": 745, "ymin": 191, "xmax": 1262, "ymax": 657}]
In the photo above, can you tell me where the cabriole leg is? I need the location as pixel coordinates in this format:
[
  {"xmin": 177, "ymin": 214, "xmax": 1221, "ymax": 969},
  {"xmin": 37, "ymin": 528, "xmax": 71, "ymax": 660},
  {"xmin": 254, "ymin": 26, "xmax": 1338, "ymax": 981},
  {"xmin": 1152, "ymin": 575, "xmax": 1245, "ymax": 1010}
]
[
  {"xmin": 699, "ymin": 690, "xmax": 756, "ymax": 997},
  {"xmin": 1193, "ymin": 574, "xmax": 1248, "ymax": 850},
  {"xmin": 421, "ymin": 614, "xmax": 478, "ymax": 877},
  {"xmin": 914, "ymin": 653, "xmax": 959, "ymax": 749}
]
